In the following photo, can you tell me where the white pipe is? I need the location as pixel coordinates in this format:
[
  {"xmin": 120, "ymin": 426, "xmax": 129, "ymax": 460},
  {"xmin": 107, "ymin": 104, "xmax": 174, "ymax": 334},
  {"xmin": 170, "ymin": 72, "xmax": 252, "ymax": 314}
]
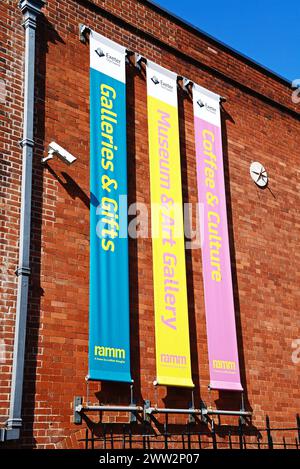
[
  {"xmin": 76, "ymin": 405, "xmax": 143, "ymax": 413},
  {"xmin": 146, "ymin": 407, "xmax": 251, "ymax": 417}
]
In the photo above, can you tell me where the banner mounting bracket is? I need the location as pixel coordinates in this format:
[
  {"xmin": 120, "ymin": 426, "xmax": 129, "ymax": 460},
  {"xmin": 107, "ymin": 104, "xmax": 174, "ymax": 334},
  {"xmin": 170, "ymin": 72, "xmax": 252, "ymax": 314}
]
[
  {"xmin": 74, "ymin": 396, "xmax": 83, "ymax": 425},
  {"xmin": 144, "ymin": 400, "xmax": 151, "ymax": 423},
  {"xmin": 79, "ymin": 23, "xmax": 91, "ymax": 44},
  {"xmin": 183, "ymin": 77, "xmax": 193, "ymax": 92},
  {"xmin": 135, "ymin": 53, "xmax": 147, "ymax": 71}
]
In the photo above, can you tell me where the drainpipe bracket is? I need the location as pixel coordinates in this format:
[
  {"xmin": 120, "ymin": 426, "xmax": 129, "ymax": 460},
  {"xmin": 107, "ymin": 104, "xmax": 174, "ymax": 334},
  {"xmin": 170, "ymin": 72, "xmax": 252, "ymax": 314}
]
[
  {"xmin": 6, "ymin": 418, "xmax": 23, "ymax": 431},
  {"xmin": 15, "ymin": 266, "xmax": 31, "ymax": 277},
  {"xmin": 19, "ymin": 138, "xmax": 34, "ymax": 148}
]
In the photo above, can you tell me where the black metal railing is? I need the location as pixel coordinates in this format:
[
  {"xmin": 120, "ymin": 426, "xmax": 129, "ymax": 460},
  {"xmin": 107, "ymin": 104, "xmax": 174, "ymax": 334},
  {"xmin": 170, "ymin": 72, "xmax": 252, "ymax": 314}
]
[{"xmin": 80, "ymin": 414, "xmax": 300, "ymax": 450}]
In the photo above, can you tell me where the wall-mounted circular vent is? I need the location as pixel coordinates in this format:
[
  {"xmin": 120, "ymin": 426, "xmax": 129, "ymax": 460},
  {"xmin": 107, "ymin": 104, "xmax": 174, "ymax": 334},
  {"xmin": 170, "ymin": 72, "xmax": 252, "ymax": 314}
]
[{"xmin": 250, "ymin": 161, "xmax": 268, "ymax": 188}]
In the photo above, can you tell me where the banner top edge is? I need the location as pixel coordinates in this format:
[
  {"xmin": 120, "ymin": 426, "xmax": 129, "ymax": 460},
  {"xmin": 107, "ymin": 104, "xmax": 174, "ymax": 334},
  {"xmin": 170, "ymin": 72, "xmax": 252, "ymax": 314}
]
[
  {"xmin": 90, "ymin": 29, "xmax": 127, "ymax": 55},
  {"xmin": 147, "ymin": 59, "xmax": 178, "ymax": 81},
  {"xmin": 193, "ymin": 83, "xmax": 220, "ymax": 102}
]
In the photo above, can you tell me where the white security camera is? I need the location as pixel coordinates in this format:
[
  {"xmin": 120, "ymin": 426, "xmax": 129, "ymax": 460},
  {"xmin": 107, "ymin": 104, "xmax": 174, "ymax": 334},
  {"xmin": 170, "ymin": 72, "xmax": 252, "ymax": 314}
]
[{"xmin": 42, "ymin": 141, "xmax": 77, "ymax": 165}]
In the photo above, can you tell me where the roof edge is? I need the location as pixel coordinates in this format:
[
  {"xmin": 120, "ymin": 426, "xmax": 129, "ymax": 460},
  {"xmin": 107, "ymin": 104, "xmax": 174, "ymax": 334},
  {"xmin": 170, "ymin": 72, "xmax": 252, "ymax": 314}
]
[{"xmin": 140, "ymin": 0, "xmax": 292, "ymax": 87}]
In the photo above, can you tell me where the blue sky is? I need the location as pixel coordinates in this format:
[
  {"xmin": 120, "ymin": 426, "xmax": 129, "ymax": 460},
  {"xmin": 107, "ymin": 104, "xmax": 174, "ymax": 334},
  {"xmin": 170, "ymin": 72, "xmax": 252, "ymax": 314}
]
[{"xmin": 153, "ymin": 0, "xmax": 299, "ymax": 83}]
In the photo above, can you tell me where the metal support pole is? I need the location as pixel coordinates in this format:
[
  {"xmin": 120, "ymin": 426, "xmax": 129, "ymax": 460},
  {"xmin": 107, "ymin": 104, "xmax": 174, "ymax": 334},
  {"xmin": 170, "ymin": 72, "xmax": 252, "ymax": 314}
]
[
  {"xmin": 76, "ymin": 404, "xmax": 143, "ymax": 413},
  {"xmin": 75, "ymin": 384, "xmax": 140, "ymax": 424},
  {"xmin": 228, "ymin": 430, "xmax": 232, "ymax": 449},
  {"xmin": 266, "ymin": 415, "xmax": 273, "ymax": 450},
  {"xmin": 200, "ymin": 400, "xmax": 208, "ymax": 424},
  {"xmin": 144, "ymin": 405, "xmax": 251, "ymax": 418},
  {"xmin": 164, "ymin": 414, "xmax": 169, "ymax": 449},
  {"xmin": 147, "ymin": 407, "xmax": 198, "ymax": 415},
  {"xmin": 188, "ymin": 391, "xmax": 196, "ymax": 424},
  {"xmin": 130, "ymin": 384, "xmax": 137, "ymax": 423},
  {"xmin": 238, "ymin": 417, "xmax": 244, "ymax": 449},
  {"xmin": 239, "ymin": 392, "xmax": 246, "ymax": 424},
  {"xmin": 206, "ymin": 409, "xmax": 251, "ymax": 417},
  {"xmin": 74, "ymin": 396, "xmax": 83, "ymax": 425},
  {"xmin": 211, "ymin": 419, "xmax": 217, "ymax": 449}
]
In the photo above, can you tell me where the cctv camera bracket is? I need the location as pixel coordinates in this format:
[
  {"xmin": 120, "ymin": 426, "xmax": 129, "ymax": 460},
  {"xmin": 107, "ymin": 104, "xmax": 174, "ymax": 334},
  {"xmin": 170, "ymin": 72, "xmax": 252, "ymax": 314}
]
[
  {"xmin": 42, "ymin": 142, "xmax": 77, "ymax": 165},
  {"xmin": 42, "ymin": 147, "xmax": 55, "ymax": 164}
]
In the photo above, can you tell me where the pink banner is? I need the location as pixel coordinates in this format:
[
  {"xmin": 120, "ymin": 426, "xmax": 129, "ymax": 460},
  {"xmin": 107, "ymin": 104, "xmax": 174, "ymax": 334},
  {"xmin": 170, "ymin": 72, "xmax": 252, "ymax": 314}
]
[{"xmin": 193, "ymin": 84, "xmax": 242, "ymax": 391}]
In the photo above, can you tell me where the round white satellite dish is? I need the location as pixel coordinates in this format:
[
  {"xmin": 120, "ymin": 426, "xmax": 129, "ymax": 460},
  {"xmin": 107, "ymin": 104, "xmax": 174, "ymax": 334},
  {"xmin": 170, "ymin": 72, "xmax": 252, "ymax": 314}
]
[{"xmin": 250, "ymin": 162, "xmax": 268, "ymax": 188}]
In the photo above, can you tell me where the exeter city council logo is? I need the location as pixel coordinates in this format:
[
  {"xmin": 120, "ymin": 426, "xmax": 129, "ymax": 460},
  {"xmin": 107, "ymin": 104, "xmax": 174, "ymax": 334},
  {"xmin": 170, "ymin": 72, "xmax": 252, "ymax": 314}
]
[
  {"xmin": 197, "ymin": 97, "xmax": 217, "ymax": 114},
  {"xmin": 95, "ymin": 47, "xmax": 121, "ymax": 66},
  {"xmin": 95, "ymin": 47, "xmax": 105, "ymax": 58},
  {"xmin": 197, "ymin": 98, "xmax": 205, "ymax": 108},
  {"xmin": 151, "ymin": 76, "xmax": 160, "ymax": 85},
  {"xmin": 151, "ymin": 75, "xmax": 173, "ymax": 92}
]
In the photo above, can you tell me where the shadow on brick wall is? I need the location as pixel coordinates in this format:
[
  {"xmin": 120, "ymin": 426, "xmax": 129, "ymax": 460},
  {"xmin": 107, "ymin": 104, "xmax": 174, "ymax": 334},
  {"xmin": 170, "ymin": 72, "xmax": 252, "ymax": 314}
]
[
  {"xmin": 160, "ymin": 85, "xmax": 202, "ymax": 412},
  {"xmin": 214, "ymin": 104, "xmax": 252, "ymax": 415}
]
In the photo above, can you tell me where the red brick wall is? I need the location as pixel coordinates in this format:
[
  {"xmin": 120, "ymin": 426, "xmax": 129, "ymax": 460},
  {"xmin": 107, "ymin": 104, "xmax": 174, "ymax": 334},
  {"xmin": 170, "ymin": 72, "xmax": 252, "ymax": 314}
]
[{"xmin": 1, "ymin": 0, "xmax": 300, "ymax": 448}]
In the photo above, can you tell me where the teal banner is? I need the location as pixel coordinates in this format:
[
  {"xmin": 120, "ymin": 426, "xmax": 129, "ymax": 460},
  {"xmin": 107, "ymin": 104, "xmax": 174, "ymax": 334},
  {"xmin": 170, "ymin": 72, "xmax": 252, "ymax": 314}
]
[{"xmin": 89, "ymin": 31, "xmax": 131, "ymax": 382}]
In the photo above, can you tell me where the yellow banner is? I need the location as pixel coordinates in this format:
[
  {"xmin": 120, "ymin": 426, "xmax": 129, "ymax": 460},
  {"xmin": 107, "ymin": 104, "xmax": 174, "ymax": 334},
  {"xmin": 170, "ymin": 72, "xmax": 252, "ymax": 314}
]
[{"xmin": 146, "ymin": 62, "xmax": 194, "ymax": 387}]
